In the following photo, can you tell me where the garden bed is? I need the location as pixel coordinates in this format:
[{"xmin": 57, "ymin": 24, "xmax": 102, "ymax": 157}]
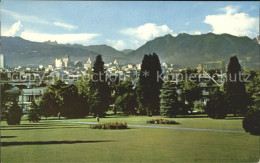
[
  {"xmin": 90, "ymin": 122, "xmax": 128, "ymax": 129},
  {"xmin": 147, "ymin": 119, "xmax": 179, "ymax": 124}
]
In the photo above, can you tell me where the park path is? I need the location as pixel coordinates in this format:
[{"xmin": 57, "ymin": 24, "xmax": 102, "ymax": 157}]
[{"xmin": 52, "ymin": 120, "xmax": 245, "ymax": 134}]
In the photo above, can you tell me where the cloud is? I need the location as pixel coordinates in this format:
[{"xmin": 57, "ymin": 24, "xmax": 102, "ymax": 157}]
[
  {"xmin": 194, "ymin": 31, "xmax": 202, "ymax": 35},
  {"xmin": 20, "ymin": 31, "xmax": 100, "ymax": 45},
  {"xmin": 2, "ymin": 21, "xmax": 23, "ymax": 36},
  {"xmin": 106, "ymin": 40, "xmax": 126, "ymax": 51},
  {"xmin": 53, "ymin": 22, "xmax": 77, "ymax": 30},
  {"xmin": 2, "ymin": 9, "xmax": 78, "ymax": 30},
  {"xmin": 2, "ymin": 9, "xmax": 49, "ymax": 25},
  {"xmin": 120, "ymin": 23, "xmax": 174, "ymax": 48},
  {"xmin": 204, "ymin": 5, "xmax": 259, "ymax": 37},
  {"xmin": 121, "ymin": 23, "xmax": 174, "ymax": 41}
]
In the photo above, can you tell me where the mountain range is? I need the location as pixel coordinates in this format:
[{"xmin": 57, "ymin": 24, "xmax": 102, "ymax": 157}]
[{"xmin": 1, "ymin": 33, "xmax": 259, "ymax": 69}]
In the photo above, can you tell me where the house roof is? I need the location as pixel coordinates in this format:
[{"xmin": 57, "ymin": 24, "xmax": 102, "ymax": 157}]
[{"xmin": 22, "ymin": 88, "xmax": 47, "ymax": 95}]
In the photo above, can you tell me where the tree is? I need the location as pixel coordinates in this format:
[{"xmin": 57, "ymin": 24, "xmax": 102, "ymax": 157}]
[
  {"xmin": 224, "ymin": 56, "xmax": 248, "ymax": 115},
  {"xmin": 28, "ymin": 101, "xmax": 41, "ymax": 122},
  {"xmin": 136, "ymin": 53, "xmax": 163, "ymax": 116},
  {"xmin": 89, "ymin": 55, "xmax": 110, "ymax": 117},
  {"xmin": 182, "ymin": 80, "xmax": 201, "ymax": 112},
  {"xmin": 243, "ymin": 108, "xmax": 260, "ymax": 135},
  {"xmin": 243, "ymin": 72, "xmax": 260, "ymax": 135},
  {"xmin": 40, "ymin": 80, "xmax": 66, "ymax": 118},
  {"xmin": 0, "ymin": 83, "xmax": 13, "ymax": 120},
  {"xmin": 6, "ymin": 99, "xmax": 22, "ymax": 125},
  {"xmin": 114, "ymin": 79, "xmax": 137, "ymax": 115},
  {"xmin": 61, "ymin": 84, "xmax": 89, "ymax": 118},
  {"xmin": 205, "ymin": 89, "xmax": 228, "ymax": 119},
  {"xmin": 246, "ymin": 71, "xmax": 260, "ymax": 108},
  {"xmin": 160, "ymin": 81, "xmax": 180, "ymax": 117}
]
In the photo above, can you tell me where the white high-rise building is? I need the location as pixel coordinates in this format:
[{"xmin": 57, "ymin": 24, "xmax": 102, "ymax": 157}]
[
  {"xmin": 62, "ymin": 55, "xmax": 69, "ymax": 68},
  {"xmin": 113, "ymin": 59, "xmax": 118, "ymax": 65},
  {"xmin": 55, "ymin": 58, "xmax": 63, "ymax": 69},
  {"xmin": 84, "ymin": 57, "xmax": 92, "ymax": 70},
  {"xmin": 0, "ymin": 54, "xmax": 5, "ymax": 68}
]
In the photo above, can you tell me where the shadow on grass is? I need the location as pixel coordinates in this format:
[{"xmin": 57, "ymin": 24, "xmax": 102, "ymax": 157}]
[
  {"xmin": 175, "ymin": 115, "xmax": 208, "ymax": 118},
  {"xmin": 1, "ymin": 125, "xmax": 50, "ymax": 128},
  {"xmin": 1, "ymin": 136, "xmax": 17, "ymax": 138},
  {"xmin": 225, "ymin": 117, "xmax": 244, "ymax": 120},
  {"xmin": 1, "ymin": 140, "xmax": 115, "ymax": 147},
  {"xmin": 1, "ymin": 126, "xmax": 86, "ymax": 131}
]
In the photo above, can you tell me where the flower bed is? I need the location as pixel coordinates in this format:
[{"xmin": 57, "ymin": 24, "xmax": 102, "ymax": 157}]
[
  {"xmin": 146, "ymin": 119, "xmax": 179, "ymax": 124},
  {"xmin": 90, "ymin": 122, "xmax": 128, "ymax": 129}
]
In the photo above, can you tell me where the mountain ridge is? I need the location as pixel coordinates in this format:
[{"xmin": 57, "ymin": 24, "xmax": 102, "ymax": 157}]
[{"xmin": 1, "ymin": 33, "xmax": 259, "ymax": 68}]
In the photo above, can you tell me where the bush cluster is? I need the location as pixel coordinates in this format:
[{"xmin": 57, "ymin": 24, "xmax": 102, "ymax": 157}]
[
  {"xmin": 243, "ymin": 108, "xmax": 260, "ymax": 135},
  {"xmin": 28, "ymin": 109, "xmax": 41, "ymax": 123},
  {"xmin": 90, "ymin": 122, "xmax": 128, "ymax": 129},
  {"xmin": 146, "ymin": 119, "xmax": 179, "ymax": 124}
]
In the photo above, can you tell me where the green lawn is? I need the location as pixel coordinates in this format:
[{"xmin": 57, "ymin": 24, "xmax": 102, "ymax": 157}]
[{"xmin": 1, "ymin": 116, "xmax": 259, "ymax": 162}]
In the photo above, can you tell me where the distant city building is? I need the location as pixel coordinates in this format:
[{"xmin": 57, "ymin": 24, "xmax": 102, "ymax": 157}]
[
  {"xmin": 113, "ymin": 59, "xmax": 118, "ymax": 65},
  {"xmin": 84, "ymin": 57, "xmax": 92, "ymax": 70},
  {"xmin": 197, "ymin": 64, "xmax": 203, "ymax": 71},
  {"xmin": 39, "ymin": 65, "xmax": 44, "ymax": 69},
  {"xmin": 162, "ymin": 62, "xmax": 168, "ymax": 68},
  {"xmin": 220, "ymin": 60, "xmax": 225, "ymax": 72},
  {"xmin": 0, "ymin": 54, "xmax": 5, "ymax": 68},
  {"xmin": 136, "ymin": 64, "xmax": 141, "ymax": 70},
  {"xmin": 75, "ymin": 60, "xmax": 83, "ymax": 68},
  {"xmin": 62, "ymin": 55, "xmax": 70, "ymax": 68},
  {"xmin": 55, "ymin": 58, "xmax": 63, "ymax": 69}
]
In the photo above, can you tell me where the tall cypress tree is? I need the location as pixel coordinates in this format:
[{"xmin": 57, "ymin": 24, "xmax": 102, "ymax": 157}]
[
  {"xmin": 136, "ymin": 53, "xmax": 163, "ymax": 116},
  {"xmin": 160, "ymin": 81, "xmax": 179, "ymax": 117},
  {"xmin": 224, "ymin": 56, "xmax": 248, "ymax": 115},
  {"xmin": 89, "ymin": 55, "xmax": 110, "ymax": 117}
]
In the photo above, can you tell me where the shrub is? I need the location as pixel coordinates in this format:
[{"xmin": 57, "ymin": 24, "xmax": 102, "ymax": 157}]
[
  {"xmin": 6, "ymin": 102, "xmax": 22, "ymax": 125},
  {"xmin": 205, "ymin": 91, "xmax": 228, "ymax": 119},
  {"xmin": 28, "ymin": 101, "xmax": 41, "ymax": 123},
  {"xmin": 243, "ymin": 108, "xmax": 260, "ymax": 135},
  {"xmin": 146, "ymin": 119, "xmax": 179, "ymax": 124},
  {"xmin": 28, "ymin": 109, "xmax": 41, "ymax": 123},
  {"xmin": 90, "ymin": 122, "xmax": 128, "ymax": 129}
]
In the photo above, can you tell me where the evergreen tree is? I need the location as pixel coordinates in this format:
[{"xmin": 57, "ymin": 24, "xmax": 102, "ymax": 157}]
[
  {"xmin": 6, "ymin": 99, "xmax": 22, "ymax": 125},
  {"xmin": 0, "ymin": 83, "xmax": 13, "ymax": 120},
  {"xmin": 205, "ymin": 89, "xmax": 228, "ymax": 119},
  {"xmin": 89, "ymin": 55, "xmax": 110, "ymax": 117},
  {"xmin": 28, "ymin": 101, "xmax": 41, "ymax": 122},
  {"xmin": 160, "ymin": 81, "xmax": 179, "ymax": 117},
  {"xmin": 224, "ymin": 56, "xmax": 248, "ymax": 115},
  {"xmin": 136, "ymin": 53, "xmax": 163, "ymax": 116}
]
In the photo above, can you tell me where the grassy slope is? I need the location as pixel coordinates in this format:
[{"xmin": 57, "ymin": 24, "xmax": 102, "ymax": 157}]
[{"xmin": 1, "ymin": 117, "xmax": 259, "ymax": 162}]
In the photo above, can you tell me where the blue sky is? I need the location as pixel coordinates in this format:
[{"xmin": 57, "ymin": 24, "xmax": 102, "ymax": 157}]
[{"xmin": 1, "ymin": 1, "xmax": 259, "ymax": 50}]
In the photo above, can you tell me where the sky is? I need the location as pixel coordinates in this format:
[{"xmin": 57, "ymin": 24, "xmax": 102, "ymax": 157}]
[{"xmin": 1, "ymin": 1, "xmax": 259, "ymax": 50}]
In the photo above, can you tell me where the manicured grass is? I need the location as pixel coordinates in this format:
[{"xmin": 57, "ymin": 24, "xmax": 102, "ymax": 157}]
[
  {"xmin": 63, "ymin": 115, "xmax": 246, "ymax": 131},
  {"xmin": 1, "ymin": 116, "xmax": 259, "ymax": 162}
]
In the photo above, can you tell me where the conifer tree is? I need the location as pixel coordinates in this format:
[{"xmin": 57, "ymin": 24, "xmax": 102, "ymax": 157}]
[
  {"xmin": 89, "ymin": 55, "xmax": 110, "ymax": 117},
  {"xmin": 160, "ymin": 81, "xmax": 179, "ymax": 117},
  {"xmin": 136, "ymin": 53, "xmax": 163, "ymax": 116},
  {"xmin": 224, "ymin": 56, "xmax": 248, "ymax": 115}
]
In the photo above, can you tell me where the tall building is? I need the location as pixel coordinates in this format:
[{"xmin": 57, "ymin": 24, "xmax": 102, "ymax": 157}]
[
  {"xmin": 55, "ymin": 58, "xmax": 63, "ymax": 69},
  {"xmin": 84, "ymin": 57, "xmax": 92, "ymax": 70},
  {"xmin": 113, "ymin": 59, "xmax": 118, "ymax": 65},
  {"xmin": 0, "ymin": 54, "xmax": 5, "ymax": 68},
  {"xmin": 62, "ymin": 55, "xmax": 69, "ymax": 68}
]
